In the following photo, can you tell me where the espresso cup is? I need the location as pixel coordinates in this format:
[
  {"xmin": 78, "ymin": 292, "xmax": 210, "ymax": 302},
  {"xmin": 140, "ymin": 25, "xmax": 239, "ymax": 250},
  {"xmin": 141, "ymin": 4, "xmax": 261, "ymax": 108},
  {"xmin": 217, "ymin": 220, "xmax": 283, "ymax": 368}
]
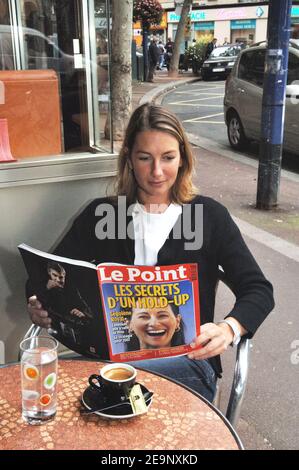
[{"xmin": 88, "ymin": 363, "xmax": 137, "ymax": 400}]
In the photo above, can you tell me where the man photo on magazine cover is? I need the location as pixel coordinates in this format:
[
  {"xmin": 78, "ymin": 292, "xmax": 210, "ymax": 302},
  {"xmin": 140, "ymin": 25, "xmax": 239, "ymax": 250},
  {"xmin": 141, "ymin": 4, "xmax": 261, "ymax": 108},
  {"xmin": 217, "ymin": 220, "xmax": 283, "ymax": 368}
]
[{"xmin": 42, "ymin": 261, "xmax": 94, "ymax": 345}]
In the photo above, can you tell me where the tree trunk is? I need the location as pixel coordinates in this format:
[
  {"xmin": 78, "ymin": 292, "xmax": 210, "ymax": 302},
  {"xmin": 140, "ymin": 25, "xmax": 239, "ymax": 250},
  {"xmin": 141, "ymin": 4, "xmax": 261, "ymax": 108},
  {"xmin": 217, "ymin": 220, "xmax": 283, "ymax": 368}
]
[
  {"xmin": 168, "ymin": 0, "xmax": 192, "ymax": 78},
  {"xmin": 105, "ymin": 0, "xmax": 133, "ymax": 141}
]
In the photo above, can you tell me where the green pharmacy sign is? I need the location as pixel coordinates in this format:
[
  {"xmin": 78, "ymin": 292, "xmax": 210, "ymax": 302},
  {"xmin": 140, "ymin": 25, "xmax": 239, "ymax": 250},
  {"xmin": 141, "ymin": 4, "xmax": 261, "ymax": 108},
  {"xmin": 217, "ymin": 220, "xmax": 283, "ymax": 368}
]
[{"xmin": 292, "ymin": 6, "xmax": 299, "ymax": 17}]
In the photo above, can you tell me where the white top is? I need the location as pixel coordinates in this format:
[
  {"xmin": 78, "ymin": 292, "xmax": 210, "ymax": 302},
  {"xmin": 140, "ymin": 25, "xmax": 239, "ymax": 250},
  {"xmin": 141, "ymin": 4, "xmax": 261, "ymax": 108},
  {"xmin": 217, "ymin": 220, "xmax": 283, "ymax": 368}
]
[{"xmin": 132, "ymin": 201, "xmax": 182, "ymax": 266}]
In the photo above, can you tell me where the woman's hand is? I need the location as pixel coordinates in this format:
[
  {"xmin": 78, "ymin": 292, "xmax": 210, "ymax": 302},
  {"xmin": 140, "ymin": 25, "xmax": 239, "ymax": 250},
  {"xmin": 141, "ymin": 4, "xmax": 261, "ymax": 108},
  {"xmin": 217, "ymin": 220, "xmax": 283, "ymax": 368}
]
[
  {"xmin": 188, "ymin": 322, "xmax": 234, "ymax": 361},
  {"xmin": 27, "ymin": 295, "xmax": 52, "ymax": 329}
]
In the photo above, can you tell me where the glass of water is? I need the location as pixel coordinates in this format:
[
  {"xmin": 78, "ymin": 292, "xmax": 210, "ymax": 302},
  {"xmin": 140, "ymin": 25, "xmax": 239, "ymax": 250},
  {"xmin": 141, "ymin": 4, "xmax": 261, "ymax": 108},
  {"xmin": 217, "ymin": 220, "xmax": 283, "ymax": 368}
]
[{"xmin": 20, "ymin": 336, "xmax": 58, "ymax": 425}]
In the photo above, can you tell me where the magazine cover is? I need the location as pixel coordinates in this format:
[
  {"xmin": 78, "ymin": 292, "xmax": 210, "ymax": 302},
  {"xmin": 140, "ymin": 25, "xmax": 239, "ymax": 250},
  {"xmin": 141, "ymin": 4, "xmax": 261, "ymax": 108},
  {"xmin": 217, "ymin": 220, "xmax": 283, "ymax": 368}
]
[
  {"xmin": 98, "ymin": 264, "xmax": 200, "ymax": 361},
  {"xmin": 18, "ymin": 244, "xmax": 200, "ymax": 361}
]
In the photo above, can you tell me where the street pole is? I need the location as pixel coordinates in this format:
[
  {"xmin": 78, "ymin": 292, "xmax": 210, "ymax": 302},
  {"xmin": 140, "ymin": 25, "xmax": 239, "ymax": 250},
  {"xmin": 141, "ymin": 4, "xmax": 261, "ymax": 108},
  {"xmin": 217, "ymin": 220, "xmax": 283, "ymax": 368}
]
[
  {"xmin": 256, "ymin": 0, "xmax": 292, "ymax": 210},
  {"xmin": 142, "ymin": 21, "xmax": 149, "ymax": 82}
]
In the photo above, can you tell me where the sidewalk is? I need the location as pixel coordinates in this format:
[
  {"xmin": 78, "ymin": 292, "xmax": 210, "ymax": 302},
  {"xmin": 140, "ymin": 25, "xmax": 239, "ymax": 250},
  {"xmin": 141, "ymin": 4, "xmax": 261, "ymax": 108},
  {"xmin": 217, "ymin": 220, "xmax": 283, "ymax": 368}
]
[
  {"xmin": 132, "ymin": 70, "xmax": 299, "ymax": 451},
  {"xmin": 133, "ymin": 69, "xmax": 299, "ymax": 249},
  {"xmin": 132, "ymin": 68, "xmax": 198, "ymax": 110}
]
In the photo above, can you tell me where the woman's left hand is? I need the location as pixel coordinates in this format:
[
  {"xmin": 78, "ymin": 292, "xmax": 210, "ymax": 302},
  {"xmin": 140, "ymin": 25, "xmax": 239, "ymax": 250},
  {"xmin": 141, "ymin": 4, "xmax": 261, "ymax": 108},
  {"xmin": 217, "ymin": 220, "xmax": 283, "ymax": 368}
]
[{"xmin": 188, "ymin": 322, "xmax": 234, "ymax": 361}]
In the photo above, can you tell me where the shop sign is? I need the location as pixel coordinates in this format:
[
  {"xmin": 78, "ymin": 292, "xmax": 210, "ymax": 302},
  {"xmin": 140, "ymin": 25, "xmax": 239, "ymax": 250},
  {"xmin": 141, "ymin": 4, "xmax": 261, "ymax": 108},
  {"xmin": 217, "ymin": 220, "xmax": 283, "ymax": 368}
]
[
  {"xmin": 167, "ymin": 11, "xmax": 206, "ymax": 23},
  {"xmin": 161, "ymin": 12, "xmax": 167, "ymax": 29},
  {"xmin": 135, "ymin": 13, "xmax": 167, "ymax": 31},
  {"xmin": 256, "ymin": 7, "xmax": 264, "ymax": 18},
  {"xmin": 95, "ymin": 18, "xmax": 107, "ymax": 29},
  {"xmin": 231, "ymin": 19, "xmax": 256, "ymax": 30},
  {"xmin": 216, "ymin": 8, "xmax": 246, "ymax": 21},
  {"xmin": 292, "ymin": 6, "xmax": 299, "ymax": 17},
  {"xmin": 194, "ymin": 22, "xmax": 214, "ymax": 31}
]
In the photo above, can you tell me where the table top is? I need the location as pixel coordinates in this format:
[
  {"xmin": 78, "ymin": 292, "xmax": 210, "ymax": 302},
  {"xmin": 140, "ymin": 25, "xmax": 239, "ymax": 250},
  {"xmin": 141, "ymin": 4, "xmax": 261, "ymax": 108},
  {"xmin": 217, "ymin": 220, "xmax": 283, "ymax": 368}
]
[{"xmin": 0, "ymin": 360, "xmax": 242, "ymax": 450}]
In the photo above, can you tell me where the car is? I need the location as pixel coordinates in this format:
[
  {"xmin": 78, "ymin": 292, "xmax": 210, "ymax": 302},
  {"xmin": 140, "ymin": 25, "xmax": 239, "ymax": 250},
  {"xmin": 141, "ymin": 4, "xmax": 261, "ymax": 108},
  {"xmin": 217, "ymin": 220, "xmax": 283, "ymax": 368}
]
[
  {"xmin": 224, "ymin": 39, "xmax": 299, "ymax": 154},
  {"xmin": 201, "ymin": 44, "xmax": 244, "ymax": 81}
]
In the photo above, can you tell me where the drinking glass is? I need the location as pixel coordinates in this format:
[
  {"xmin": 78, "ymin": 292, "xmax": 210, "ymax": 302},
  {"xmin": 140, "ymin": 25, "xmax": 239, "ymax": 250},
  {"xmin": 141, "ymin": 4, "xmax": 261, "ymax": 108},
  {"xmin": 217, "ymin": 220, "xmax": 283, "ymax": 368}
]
[{"xmin": 20, "ymin": 336, "xmax": 58, "ymax": 425}]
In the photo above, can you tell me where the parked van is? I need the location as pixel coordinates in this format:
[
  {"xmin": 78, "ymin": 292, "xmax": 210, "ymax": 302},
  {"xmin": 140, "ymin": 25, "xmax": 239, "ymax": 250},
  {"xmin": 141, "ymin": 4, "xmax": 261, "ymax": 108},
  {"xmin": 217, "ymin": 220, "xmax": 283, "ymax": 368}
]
[{"xmin": 224, "ymin": 39, "xmax": 299, "ymax": 154}]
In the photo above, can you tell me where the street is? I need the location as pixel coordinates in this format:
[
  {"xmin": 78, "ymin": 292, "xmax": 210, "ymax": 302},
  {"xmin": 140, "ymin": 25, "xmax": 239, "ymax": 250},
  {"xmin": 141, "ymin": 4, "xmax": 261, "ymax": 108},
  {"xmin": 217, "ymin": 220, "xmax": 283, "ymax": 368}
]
[
  {"xmin": 162, "ymin": 80, "xmax": 227, "ymax": 144},
  {"xmin": 191, "ymin": 143, "xmax": 299, "ymax": 450},
  {"xmin": 160, "ymin": 78, "xmax": 299, "ymax": 450},
  {"xmin": 162, "ymin": 80, "xmax": 299, "ymax": 174}
]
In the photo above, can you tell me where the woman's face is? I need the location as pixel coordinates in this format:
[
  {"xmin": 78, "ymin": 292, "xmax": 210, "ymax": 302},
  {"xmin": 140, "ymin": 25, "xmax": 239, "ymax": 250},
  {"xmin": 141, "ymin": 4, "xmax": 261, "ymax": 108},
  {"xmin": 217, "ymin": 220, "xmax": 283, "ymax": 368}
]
[
  {"xmin": 130, "ymin": 130, "xmax": 182, "ymax": 207},
  {"xmin": 129, "ymin": 304, "xmax": 181, "ymax": 349}
]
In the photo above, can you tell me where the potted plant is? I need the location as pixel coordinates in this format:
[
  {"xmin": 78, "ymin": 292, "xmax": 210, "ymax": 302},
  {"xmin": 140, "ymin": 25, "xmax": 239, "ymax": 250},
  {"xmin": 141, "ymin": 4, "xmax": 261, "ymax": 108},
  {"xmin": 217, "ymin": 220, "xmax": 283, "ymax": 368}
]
[{"xmin": 185, "ymin": 37, "xmax": 210, "ymax": 75}]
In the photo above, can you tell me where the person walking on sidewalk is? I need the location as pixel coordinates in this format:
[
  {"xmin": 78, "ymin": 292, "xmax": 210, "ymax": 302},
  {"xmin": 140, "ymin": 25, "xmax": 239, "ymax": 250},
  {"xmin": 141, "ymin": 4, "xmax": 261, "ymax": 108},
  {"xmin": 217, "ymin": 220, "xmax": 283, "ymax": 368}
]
[
  {"xmin": 158, "ymin": 40, "xmax": 165, "ymax": 69},
  {"xmin": 165, "ymin": 37, "xmax": 174, "ymax": 70},
  {"xmin": 27, "ymin": 103, "xmax": 274, "ymax": 403},
  {"xmin": 147, "ymin": 37, "xmax": 160, "ymax": 82},
  {"xmin": 205, "ymin": 38, "xmax": 217, "ymax": 59}
]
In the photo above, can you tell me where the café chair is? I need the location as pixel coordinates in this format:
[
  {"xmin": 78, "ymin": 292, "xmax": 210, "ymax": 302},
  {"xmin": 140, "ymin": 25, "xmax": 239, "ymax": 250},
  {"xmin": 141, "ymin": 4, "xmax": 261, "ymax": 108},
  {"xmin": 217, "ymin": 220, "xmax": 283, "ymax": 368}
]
[
  {"xmin": 214, "ymin": 268, "xmax": 251, "ymax": 428},
  {"xmin": 213, "ymin": 335, "xmax": 250, "ymax": 428}
]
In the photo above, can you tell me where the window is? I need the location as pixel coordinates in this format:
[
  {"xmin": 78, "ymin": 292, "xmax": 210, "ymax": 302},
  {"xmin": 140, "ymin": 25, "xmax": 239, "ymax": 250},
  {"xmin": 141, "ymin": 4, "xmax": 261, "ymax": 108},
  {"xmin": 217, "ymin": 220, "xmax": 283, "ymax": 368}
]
[
  {"xmin": 210, "ymin": 45, "xmax": 241, "ymax": 58},
  {"xmin": 238, "ymin": 50, "xmax": 255, "ymax": 82},
  {"xmin": 238, "ymin": 49, "xmax": 265, "ymax": 87},
  {"xmin": 0, "ymin": 0, "xmax": 112, "ymax": 162},
  {"xmin": 251, "ymin": 50, "xmax": 266, "ymax": 87},
  {"xmin": 287, "ymin": 52, "xmax": 299, "ymax": 84}
]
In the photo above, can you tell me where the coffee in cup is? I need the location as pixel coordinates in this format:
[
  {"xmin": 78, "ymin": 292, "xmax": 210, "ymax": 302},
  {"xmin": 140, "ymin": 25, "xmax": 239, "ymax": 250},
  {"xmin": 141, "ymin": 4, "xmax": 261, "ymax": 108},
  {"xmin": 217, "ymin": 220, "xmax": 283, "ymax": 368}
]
[
  {"xmin": 102, "ymin": 367, "xmax": 134, "ymax": 381},
  {"xmin": 89, "ymin": 363, "xmax": 137, "ymax": 399}
]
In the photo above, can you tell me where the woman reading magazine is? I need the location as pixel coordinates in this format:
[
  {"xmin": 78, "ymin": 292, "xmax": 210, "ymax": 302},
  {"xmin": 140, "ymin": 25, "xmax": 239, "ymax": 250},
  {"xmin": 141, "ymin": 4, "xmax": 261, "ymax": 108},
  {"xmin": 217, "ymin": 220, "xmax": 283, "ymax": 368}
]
[{"xmin": 28, "ymin": 103, "xmax": 274, "ymax": 402}]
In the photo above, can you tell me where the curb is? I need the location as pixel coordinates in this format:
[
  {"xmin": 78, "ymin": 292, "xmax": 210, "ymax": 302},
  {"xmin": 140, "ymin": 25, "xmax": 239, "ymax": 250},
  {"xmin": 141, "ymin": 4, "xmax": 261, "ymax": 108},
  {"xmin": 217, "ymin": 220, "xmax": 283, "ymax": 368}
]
[
  {"xmin": 139, "ymin": 76, "xmax": 200, "ymax": 106},
  {"xmin": 187, "ymin": 132, "xmax": 299, "ymax": 184}
]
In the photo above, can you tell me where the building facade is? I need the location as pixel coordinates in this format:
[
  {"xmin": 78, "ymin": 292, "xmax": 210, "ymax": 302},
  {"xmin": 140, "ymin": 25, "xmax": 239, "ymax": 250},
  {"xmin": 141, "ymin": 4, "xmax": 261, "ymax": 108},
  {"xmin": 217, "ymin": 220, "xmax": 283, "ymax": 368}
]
[
  {"xmin": 0, "ymin": 0, "xmax": 116, "ymax": 363},
  {"xmin": 159, "ymin": 1, "xmax": 299, "ymax": 46}
]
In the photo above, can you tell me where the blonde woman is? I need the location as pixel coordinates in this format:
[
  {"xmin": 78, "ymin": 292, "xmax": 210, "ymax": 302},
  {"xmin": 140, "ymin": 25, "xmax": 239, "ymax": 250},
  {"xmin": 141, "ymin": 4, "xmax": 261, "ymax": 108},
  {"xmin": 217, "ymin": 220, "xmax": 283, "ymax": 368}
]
[{"xmin": 28, "ymin": 104, "xmax": 274, "ymax": 402}]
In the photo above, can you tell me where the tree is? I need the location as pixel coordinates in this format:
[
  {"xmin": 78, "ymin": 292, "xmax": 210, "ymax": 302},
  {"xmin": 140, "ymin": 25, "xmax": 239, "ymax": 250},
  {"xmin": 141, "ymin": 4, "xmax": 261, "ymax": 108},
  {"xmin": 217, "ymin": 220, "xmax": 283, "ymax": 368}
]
[
  {"xmin": 169, "ymin": 0, "xmax": 192, "ymax": 78},
  {"xmin": 133, "ymin": 0, "xmax": 163, "ymax": 80},
  {"xmin": 106, "ymin": 0, "xmax": 133, "ymax": 141}
]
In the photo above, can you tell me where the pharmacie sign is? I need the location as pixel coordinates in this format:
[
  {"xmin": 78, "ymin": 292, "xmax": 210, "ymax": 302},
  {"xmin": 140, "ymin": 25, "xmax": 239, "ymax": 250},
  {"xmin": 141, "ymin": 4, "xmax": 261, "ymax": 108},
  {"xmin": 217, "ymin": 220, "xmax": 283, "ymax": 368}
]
[
  {"xmin": 168, "ymin": 6, "xmax": 257, "ymax": 23},
  {"xmin": 292, "ymin": 6, "xmax": 299, "ymax": 17},
  {"xmin": 167, "ymin": 11, "xmax": 206, "ymax": 23}
]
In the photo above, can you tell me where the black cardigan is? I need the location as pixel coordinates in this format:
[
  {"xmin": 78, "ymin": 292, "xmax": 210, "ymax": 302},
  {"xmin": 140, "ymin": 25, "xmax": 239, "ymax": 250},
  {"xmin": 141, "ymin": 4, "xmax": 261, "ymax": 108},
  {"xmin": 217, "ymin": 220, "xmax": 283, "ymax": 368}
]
[{"xmin": 52, "ymin": 195, "xmax": 274, "ymax": 377}]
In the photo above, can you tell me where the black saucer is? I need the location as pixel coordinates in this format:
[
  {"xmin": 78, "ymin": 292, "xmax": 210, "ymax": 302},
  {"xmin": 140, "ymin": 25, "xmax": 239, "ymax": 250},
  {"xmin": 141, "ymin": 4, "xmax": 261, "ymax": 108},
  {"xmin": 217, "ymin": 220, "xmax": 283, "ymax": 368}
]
[{"xmin": 81, "ymin": 383, "xmax": 153, "ymax": 419}]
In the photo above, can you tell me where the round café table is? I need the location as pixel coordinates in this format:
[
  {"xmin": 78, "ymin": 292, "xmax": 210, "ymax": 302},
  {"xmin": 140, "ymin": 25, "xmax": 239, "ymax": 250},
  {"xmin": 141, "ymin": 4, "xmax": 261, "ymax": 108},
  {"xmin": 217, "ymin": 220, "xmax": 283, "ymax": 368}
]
[{"xmin": 0, "ymin": 360, "xmax": 243, "ymax": 450}]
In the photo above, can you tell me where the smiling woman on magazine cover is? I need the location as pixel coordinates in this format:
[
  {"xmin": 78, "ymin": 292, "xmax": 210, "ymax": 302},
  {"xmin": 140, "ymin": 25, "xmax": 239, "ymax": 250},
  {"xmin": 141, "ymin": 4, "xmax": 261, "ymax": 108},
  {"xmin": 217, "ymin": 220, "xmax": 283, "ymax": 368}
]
[
  {"xmin": 126, "ymin": 298, "xmax": 186, "ymax": 351},
  {"xmin": 27, "ymin": 103, "xmax": 274, "ymax": 402}
]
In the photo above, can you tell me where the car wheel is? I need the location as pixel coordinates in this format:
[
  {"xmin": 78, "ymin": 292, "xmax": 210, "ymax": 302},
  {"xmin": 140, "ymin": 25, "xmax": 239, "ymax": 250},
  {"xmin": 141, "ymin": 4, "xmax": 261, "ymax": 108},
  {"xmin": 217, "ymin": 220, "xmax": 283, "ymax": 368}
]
[{"xmin": 227, "ymin": 112, "xmax": 247, "ymax": 150}]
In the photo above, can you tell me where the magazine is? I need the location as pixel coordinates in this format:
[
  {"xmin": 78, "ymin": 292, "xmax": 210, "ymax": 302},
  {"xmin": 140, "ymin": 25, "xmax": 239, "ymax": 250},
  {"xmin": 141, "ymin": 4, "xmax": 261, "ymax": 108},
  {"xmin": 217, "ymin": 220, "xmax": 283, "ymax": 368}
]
[{"xmin": 19, "ymin": 244, "xmax": 201, "ymax": 362}]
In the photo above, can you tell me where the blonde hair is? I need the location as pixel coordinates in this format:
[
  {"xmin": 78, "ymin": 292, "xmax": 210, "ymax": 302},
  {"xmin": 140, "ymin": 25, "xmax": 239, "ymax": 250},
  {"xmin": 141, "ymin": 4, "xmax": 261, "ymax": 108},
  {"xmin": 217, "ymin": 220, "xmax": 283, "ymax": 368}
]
[{"xmin": 116, "ymin": 103, "xmax": 197, "ymax": 204}]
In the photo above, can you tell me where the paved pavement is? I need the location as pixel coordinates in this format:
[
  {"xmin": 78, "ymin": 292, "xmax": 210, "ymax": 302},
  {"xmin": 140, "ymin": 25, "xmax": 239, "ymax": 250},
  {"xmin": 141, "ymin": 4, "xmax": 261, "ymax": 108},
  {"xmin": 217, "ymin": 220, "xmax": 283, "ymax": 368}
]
[
  {"xmin": 162, "ymin": 81, "xmax": 299, "ymax": 174},
  {"xmin": 162, "ymin": 81, "xmax": 226, "ymax": 144},
  {"xmin": 132, "ymin": 69, "xmax": 299, "ymax": 450}
]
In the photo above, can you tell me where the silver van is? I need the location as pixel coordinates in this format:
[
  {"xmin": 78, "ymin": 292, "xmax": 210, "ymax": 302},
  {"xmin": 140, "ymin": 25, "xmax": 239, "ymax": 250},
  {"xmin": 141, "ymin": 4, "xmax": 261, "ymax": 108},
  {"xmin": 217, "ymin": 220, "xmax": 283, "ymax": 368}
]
[{"xmin": 224, "ymin": 39, "xmax": 299, "ymax": 154}]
